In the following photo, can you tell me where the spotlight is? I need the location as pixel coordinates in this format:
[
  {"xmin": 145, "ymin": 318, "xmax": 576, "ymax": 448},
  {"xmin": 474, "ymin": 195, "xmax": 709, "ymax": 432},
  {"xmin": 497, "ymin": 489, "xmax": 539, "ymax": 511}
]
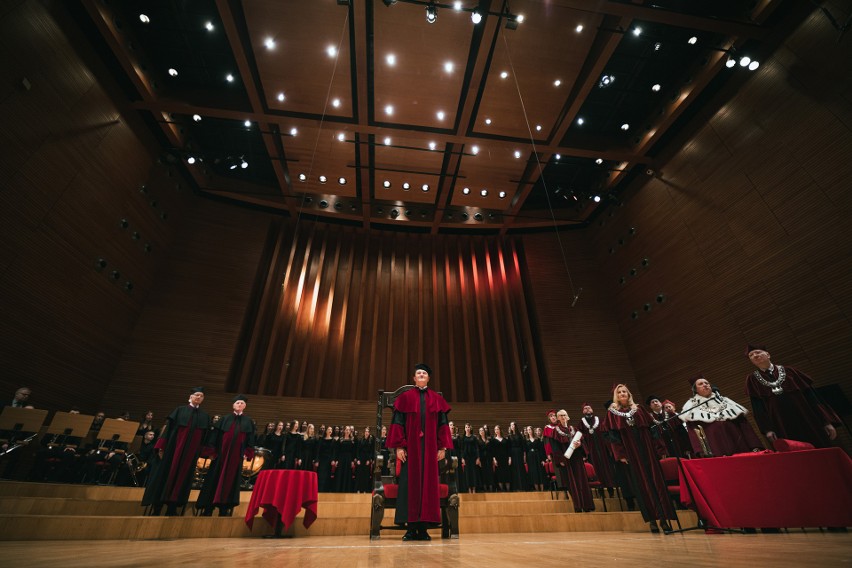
[
  {"xmin": 319, "ymin": 175, "xmax": 327, "ymax": 184},
  {"xmin": 633, "ymin": 27, "xmax": 642, "ymax": 36},
  {"xmin": 688, "ymin": 36, "xmax": 698, "ymax": 45},
  {"xmin": 599, "ymin": 74, "xmax": 614, "ymax": 88},
  {"xmin": 383, "ymin": 180, "xmax": 391, "ymax": 188},
  {"xmin": 748, "ymin": 60, "xmax": 760, "ymax": 71},
  {"xmin": 187, "ymin": 156, "xmax": 196, "ymax": 164},
  {"xmin": 298, "ymin": 173, "xmax": 307, "ymax": 181},
  {"xmin": 192, "ymin": 114, "xmax": 202, "ymax": 122},
  {"xmin": 726, "ymin": 57, "xmax": 736, "ymax": 68},
  {"xmin": 421, "ymin": 184, "xmax": 430, "ymax": 192},
  {"xmin": 471, "ymin": 10, "xmax": 482, "ymax": 24},
  {"xmin": 240, "ymin": 159, "xmax": 248, "ymax": 169},
  {"xmin": 593, "ymin": 195, "xmax": 601, "ymax": 203},
  {"xmin": 621, "ymin": 123, "xmax": 630, "ymax": 131},
  {"xmin": 595, "ymin": 158, "xmax": 603, "ymax": 165},
  {"xmin": 506, "ymin": 16, "xmax": 519, "ymax": 30},
  {"xmin": 168, "ymin": 68, "xmax": 178, "ymax": 77},
  {"xmin": 480, "ymin": 189, "xmax": 488, "ymax": 197},
  {"xmin": 651, "ymin": 83, "xmax": 661, "ymax": 92},
  {"xmin": 402, "ymin": 182, "xmax": 411, "ymax": 190},
  {"xmin": 498, "ymin": 191, "xmax": 506, "ymax": 199},
  {"xmin": 425, "ymin": 2, "xmax": 437, "ymax": 24},
  {"xmin": 338, "ymin": 177, "xmax": 346, "ymax": 185},
  {"xmin": 139, "ymin": 14, "xmax": 150, "ymax": 24},
  {"xmin": 739, "ymin": 56, "xmax": 751, "ymax": 67},
  {"xmin": 462, "ymin": 187, "xmax": 470, "ymax": 195}
]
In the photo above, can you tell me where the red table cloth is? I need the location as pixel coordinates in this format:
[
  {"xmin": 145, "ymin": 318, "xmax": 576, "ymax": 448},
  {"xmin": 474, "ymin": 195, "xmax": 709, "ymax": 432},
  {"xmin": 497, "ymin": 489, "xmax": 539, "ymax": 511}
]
[
  {"xmin": 679, "ymin": 448, "xmax": 852, "ymax": 528},
  {"xmin": 245, "ymin": 470, "xmax": 318, "ymax": 531}
]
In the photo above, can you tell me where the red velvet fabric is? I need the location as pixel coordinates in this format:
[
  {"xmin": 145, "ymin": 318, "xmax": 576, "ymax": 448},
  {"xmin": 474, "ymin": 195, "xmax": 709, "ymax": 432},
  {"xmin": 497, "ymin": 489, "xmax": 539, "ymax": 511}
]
[
  {"xmin": 773, "ymin": 438, "xmax": 815, "ymax": 452},
  {"xmin": 680, "ymin": 448, "xmax": 852, "ymax": 528},
  {"xmin": 245, "ymin": 470, "xmax": 318, "ymax": 531}
]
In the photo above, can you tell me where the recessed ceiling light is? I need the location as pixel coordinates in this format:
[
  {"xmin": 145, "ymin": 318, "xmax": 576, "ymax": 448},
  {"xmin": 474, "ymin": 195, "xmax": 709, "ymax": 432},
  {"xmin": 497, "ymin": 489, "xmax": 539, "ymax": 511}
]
[
  {"xmin": 453, "ymin": 1, "xmax": 462, "ymax": 9},
  {"xmin": 462, "ymin": 187, "xmax": 470, "ymax": 195},
  {"xmin": 444, "ymin": 61, "xmax": 454, "ymax": 73},
  {"xmin": 168, "ymin": 68, "xmax": 178, "ymax": 77},
  {"xmin": 332, "ymin": 98, "xmax": 341, "ymax": 108},
  {"xmin": 139, "ymin": 14, "xmax": 150, "ymax": 24},
  {"xmin": 500, "ymin": 71, "xmax": 508, "ymax": 79},
  {"xmin": 241, "ymin": 159, "xmax": 248, "ymax": 169},
  {"xmin": 554, "ymin": 79, "xmax": 562, "ymax": 87},
  {"xmin": 264, "ymin": 37, "xmax": 276, "ymax": 50},
  {"xmin": 599, "ymin": 74, "xmax": 614, "ymax": 87},
  {"xmin": 471, "ymin": 10, "xmax": 482, "ymax": 24},
  {"xmin": 386, "ymin": 53, "xmax": 396, "ymax": 66},
  {"xmin": 576, "ymin": 117, "xmax": 585, "ymax": 125},
  {"xmin": 385, "ymin": 104, "xmax": 393, "ymax": 115},
  {"xmin": 516, "ymin": 14, "xmax": 524, "ymax": 23},
  {"xmin": 226, "ymin": 74, "xmax": 234, "ymax": 82},
  {"xmin": 290, "ymin": 127, "xmax": 298, "ymax": 136},
  {"xmin": 327, "ymin": 45, "xmax": 337, "ymax": 58},
  {"xmin": 621, "ymin": 123, "xmax": 630, "ymax": 130},
  {"xmin": 436, "ymin": 110, "xmax": 445, "ymax": 121},
  {"xmin": 471, "ymin": 145, "xmax": 479, "ymax": 155},
  {"xmin": 429, "ymin": 141, "xmax": 437, "ymax": 150},
  {"xmin": 633, "ymin": 27, "xmax": 642, "ymax": 36},
  {"xmin": 485, "ymin": 118, "xmax": 491, "ymax": 125},
  {"xmin": 688, "ymin": 36, "xmax": 698, "ymax": 45},
  {"xmin": 338, "ymin": 177, "xmax": 346, "ymax": 185},
  {"xmin": 192, "ymin": 114, "xmax": 202, "ymax": 122},
  {"xmin": 277, "ymin": 92, "xmax": 285, "ymax": 102},
  {"xmin": 498, "ymin": 191, "xmax": 507, "ymax": 198},
  {"xmin": 594, "ymin": 195, "xmax": 601, "ymax": 202},
  {"xmin": 205, "ymin": 21, "xmax": 214, "ymax": 32},
  {"xmin": 653, "ymin": 42, "xmax": 662, "ymax": 51},
  {"xmin": 595, "ymin": 158, "xmax": 603, "ymax": 165},
  {"xmin": 402, "ymin": 182, "xmax": 411, "ymax": 190},
  {"xmin": 187, "ymin": 156, "xmax": 196, "ymax": 164},
  {"xmin": 298, "ymin": 174, "xmax": 307, "ymax": 181},
  {"xmin": 535, "ymin": 125, "xmax": 542, "ymax": 131},
  {"xmin": 244, "ymin": 120, "xmax": 251, "ymax": 128},
  {"xmin": 319, "ymin": 175, "xmax": 327, "ymax": 184},
  {"xmin": 383, "ymin": 180, "xmax": 391, "ymax": 188},
  {"xmin": 421, "ymin": 184, "xmax": 430, "ymax": 192},
  {"xmin": 555, "ymin": 154, "xmax": 561, "ymax": 160},
  {"xmin": 480, "ymin": 189, "xmax": 488, "ymax": 196},
  {"xmin": 384, "ymin": 137, "xmax": 391, "ymax": 145},
  {"xmin": 513, "ymin": 150, "xmax": 521, "ymax": 159},
  {"xmin": 575, "ymin": 24, "xmax": 583, "ymax": 33},
  {"xmin": 651, "ymin": 83, "xmax": 661, "ymax": 92},
  {"xmin": 337, "ymin": 133, "xmax": 345, "ymax": 141}
]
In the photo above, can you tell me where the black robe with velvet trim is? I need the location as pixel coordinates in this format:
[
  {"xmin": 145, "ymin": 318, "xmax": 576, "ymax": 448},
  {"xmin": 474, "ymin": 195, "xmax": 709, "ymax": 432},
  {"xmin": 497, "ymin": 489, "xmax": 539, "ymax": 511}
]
[{"xmin": 196, "ymin": 412, "xmax": 255, "ymax": 510}]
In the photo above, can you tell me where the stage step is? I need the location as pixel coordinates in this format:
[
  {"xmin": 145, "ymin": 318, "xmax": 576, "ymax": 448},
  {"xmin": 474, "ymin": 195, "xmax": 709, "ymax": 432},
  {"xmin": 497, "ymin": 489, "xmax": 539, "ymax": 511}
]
[{"xmin": 0, "ymin": 481, "xmax": 694, "ymax": 540}]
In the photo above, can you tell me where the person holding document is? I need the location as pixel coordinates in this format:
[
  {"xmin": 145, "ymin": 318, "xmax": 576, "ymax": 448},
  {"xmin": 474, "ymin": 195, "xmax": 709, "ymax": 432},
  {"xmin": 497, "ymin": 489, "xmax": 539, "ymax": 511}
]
[{"xmin": 544, "ymin": 409, "xmax": 594, "ymax": 512}]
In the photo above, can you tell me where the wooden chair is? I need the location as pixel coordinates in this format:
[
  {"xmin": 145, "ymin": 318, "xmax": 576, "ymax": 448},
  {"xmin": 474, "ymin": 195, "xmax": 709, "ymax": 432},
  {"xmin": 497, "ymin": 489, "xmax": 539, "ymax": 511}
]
[{"xmin": 369, "ymin": 385, "xmax": 460, "ymax": 540}]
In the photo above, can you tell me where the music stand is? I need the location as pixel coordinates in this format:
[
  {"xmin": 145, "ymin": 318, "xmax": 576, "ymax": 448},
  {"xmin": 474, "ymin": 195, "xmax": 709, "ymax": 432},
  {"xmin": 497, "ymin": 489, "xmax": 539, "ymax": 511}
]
[
  {"xmin": 46, "ymin": 412, "xmax": 97, "ymax": 447},
  {"xmin": 0, "ymin": 407, "xmax": 48, "ymax": 443},
  {"xmin": 96, "ymin": 419, "xmax": 140, "ymax": 451}
]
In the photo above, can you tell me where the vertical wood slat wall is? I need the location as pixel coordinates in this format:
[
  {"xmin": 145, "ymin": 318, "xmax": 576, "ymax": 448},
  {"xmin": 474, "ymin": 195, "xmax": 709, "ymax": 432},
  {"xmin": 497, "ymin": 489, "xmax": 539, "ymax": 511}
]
[{"xmin": 228, "ymin": 223, "xmax": 548, "ymax": 403}]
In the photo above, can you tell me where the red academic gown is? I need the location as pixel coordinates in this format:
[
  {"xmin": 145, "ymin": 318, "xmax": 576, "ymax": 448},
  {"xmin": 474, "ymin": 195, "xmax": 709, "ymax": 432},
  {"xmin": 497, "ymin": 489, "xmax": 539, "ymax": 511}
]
[
  {"xmin": 386, "ymin": 386, "xmax": 452, "ymax": 525},
  {"xmin": 601, "ymin": 406, "xmax": 676, "ymax": 523},
  {"xmin": 544, "ymin": 423, "xmax": 595, "ymax": 512},
  {"xmin": 746, "ymin": 365, "xmax": 840, "ymax": 448},
  {"xmin": 577, "ymin": 415, "xmax": 616, "ymax": 488}
]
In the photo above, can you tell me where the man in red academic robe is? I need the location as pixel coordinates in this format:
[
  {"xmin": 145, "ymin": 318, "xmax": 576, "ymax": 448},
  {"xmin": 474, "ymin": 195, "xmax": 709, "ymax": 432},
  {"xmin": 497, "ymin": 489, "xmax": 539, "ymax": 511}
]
[
  {"xmin": 142, "ymin": 387, "xmax": 212, "ymax": 516},
  {"xmin": 387, "ymin": 363, "xmax": 452, "ymax": 542},
  {"xmin": 745, "ymin": 345, "xmax": 840, "ymax": 448},
  {"xmin": 577, "ymin": 403, "xmax": 617, "ymax": 492},
  {"xmin": 196, "ymin": 394, "xmax": 256, "ymax": 516}
]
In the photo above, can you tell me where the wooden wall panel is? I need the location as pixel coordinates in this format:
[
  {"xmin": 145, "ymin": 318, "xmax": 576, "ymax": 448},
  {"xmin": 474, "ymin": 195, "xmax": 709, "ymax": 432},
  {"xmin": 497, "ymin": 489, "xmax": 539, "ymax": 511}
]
[
  {"xmin": 586, "ymin": 5, "xmax": 852, "ymax": 421},
  {"xmin": 228, "ymin": 228, "xmax": 549, "ymax": 403},
  {"xmin": 0, "ymin": 0, "xmax": 190, "ymax": 413}
]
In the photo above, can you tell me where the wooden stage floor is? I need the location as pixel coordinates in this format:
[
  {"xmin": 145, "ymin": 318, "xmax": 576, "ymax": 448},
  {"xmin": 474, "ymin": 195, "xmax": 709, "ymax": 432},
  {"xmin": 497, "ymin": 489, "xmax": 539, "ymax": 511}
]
[{"xmin": 1, "ymin": 531, "xmax": 848, "ymax": 567}]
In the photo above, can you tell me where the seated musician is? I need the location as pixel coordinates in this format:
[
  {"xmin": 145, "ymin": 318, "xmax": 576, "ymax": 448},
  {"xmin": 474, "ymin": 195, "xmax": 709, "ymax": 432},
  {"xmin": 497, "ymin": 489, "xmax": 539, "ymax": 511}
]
[{"xmin": 27, "ymin": 409, "xmax": 83, "ymax": 483}]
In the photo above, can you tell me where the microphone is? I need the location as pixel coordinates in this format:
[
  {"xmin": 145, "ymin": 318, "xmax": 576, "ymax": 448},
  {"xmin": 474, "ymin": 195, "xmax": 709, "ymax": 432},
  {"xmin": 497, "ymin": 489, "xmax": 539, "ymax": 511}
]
[{"xmin": 571, "ymin": 287, "xmax": 583, "ymax": 307}]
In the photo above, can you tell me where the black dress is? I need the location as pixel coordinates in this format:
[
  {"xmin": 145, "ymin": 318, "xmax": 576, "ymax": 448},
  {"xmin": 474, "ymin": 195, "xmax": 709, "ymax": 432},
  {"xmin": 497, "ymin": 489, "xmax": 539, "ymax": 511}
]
[
  {"xmin": 460, "ymin": 434, "xmax": 480, "ymax": 491},
  {"xmin": 524, "ymin": 437, "xmax": 546, "ymax": 487},
  {"xmin": 335, "ymin": 438, "xmax": 356, "ymax": 492},
  {"xmin": 476, "ymin": 437, "xmax": 493, "ymax": 490},
  {"xmin": 316, "ymin": 437, "xmax": 335, "ymax": 492},
  {"xmin": 354, "ymin": 435, "xmax": 374, "ymax": 492},
  {"xmin": 507, "ymin": 434, "xmax": 528, "ymax": 490},
  {"xmin": 264, "ymin": 432, "xmax": 285, "ymax": 469},
  {"xmin": 282, "ymin": 432, "xmax": 303, "ymax": 469},
  {"xmin": 488, "ymin": 437, "xmax": 511, "ymax": 485},
  {"xmin": 301, "ymin": 435, "xmax": 318, "ymax": 471}
]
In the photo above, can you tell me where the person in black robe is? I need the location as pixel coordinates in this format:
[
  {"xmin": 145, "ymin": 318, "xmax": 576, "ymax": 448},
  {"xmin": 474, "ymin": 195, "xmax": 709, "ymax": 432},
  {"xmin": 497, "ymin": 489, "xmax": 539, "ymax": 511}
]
[
  {"xmin": 602, "ymin": 384, "xmax": 676, "ymax": 533},
  {"xmin": 354, "ymin": 426, "xmax": 374, "ymax": 493},
  {"xmin": 460, "ymin": 423, "xmax": 480, "ymax": 493},
  {"xmin": 488, "ymin": 425, "xmax": 511, "ymax": 492},
  {"xmin": 646, "ymin": 395, "xmax": 691, "ymax": 458},
  {"xmin": 386, "ymin": 363, "xmax": 453, "ymax": 542},
  {"xmin": 523, "ymin": 426, "xmax": 545, "ymax": 491},
  {"xmin": 282, "ymin": 420, "xmax": 303, "ymax": 470},
  {"xmin": 265, "ymin": 421, "xmax": 286, "ymax": 469},
  {"xmin": 335, "ymin": 426, "xmax": 356, "ymax": 492},
  {"xmin": 142, "ymin": 387, "xmax": 212, "ymax": 516},
  {"xmin": 448, "ymin": 422, "xmax": 464, "ymax": 492},
  {"xmin": 196, "ymin": 394, "xmax": 256, "ymax": 516},
  {"xmin": 476, "ymin": 426, "xmax": 492, "ymax": 492},
  {"xmin": 506, "ymin": 422, "xmax": 528, "ymax": 491},
  {"xmin": 745, "ymin": 344, "xmax": 841, "ymax": 448},
  {"xmin": 301, "ymin": 424, "xmax": 318, "ymax": 471},
  {"xmin": 316, "ymin": 426, "xmax": 335, "ymax": 492}
]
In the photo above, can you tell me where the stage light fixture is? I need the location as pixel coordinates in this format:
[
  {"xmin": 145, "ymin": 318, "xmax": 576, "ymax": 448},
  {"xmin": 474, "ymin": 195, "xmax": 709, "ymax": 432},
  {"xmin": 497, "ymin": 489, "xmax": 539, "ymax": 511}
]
[
  {"xmin": 471, "ymin": 10, "xmax": 482, "ymax": 24},
  {"xmin": 425, "ymin": 2, "xmax": 437, "ymax": 24}
]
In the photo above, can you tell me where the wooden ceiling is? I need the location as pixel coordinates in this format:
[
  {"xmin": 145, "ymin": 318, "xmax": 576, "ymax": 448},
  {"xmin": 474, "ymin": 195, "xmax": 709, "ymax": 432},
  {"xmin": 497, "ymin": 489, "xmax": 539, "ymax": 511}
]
[{"xmin": 70, "ymin": 0, "xmax": 789, "ymax": 234}]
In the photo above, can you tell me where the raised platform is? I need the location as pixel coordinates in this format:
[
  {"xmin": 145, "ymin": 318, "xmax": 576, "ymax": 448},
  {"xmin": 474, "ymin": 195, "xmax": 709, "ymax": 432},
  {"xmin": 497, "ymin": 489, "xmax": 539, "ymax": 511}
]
[{"xmin": 0, "ymin": 481, "xmax": 697, "ymax": 540}]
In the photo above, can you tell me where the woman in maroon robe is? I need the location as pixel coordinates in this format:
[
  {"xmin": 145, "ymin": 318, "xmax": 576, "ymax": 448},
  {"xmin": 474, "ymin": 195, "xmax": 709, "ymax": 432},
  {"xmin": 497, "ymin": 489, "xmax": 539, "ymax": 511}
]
[
  {"xmin": 386, "ymin": 363, "xmax": 452, "ymax": 542},
  {"xmin": 142, "ymin": 387, "xmax": 211, "ymax": 516},
  {"xmin": 602, "ymin": 384, "xmax": 676, "ymax": 533},
  {"xmin": 196, "ymin": 394, "xmax": 256, "ymax": 516},
  {"xmin": 545, "ymin": 409, "xmax": 595, "ymax": 512}
]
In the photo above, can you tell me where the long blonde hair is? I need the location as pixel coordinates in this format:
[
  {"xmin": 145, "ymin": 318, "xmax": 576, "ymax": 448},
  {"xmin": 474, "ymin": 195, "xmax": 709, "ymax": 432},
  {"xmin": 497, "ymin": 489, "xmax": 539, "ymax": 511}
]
[{"xmin": 612, "ymin": 384, "xmax": 637, "ymax": 409}]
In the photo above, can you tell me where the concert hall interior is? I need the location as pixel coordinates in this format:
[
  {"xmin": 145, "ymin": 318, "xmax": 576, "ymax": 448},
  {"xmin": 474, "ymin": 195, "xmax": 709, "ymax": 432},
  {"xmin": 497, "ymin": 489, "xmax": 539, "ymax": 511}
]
[{"xmin": 1, "ymin": 0, "xmax": 850, "ymax": 561}]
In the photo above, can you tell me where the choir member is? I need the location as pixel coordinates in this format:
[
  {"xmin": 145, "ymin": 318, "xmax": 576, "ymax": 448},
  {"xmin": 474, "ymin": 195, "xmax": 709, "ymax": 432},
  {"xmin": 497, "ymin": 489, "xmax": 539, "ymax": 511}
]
[
  {"xmin": 301, "ymin": 424, "xmax": 318, "ymax": 471},
  {"xmin": 316, "ymin": 426, "xmax": 335, "ymax": 492},
  {"xmin": 354, "ymin": 426, "xmax": 374, "ymax": 493},
  {"xmin": 282, "ymin": 420, "xmax": 303, "ymax": 469},
  {"xmin": 476, "ymin": 427, "xmax": 493, "ymax": 492},
  {"xmin": 523, "ymin": 425, "xmax": 546, "ymax": 492},
  {"xmin": 507, "ymin": 422, "xmax": 528, "ymax": 491},
  {"xmin": 266, "ymin": 421, "xmax": 285, "ymax": 468},
  {"xmin": 335, "ymin": 425, "xmax": 356, "ymax": 493},
  {"xmin": 488, "ymin": 425, "xmax": 511, "ymax": 492},
  {"xmin": 460, "ymin": 423, "xmax": 480, "ymax": 493}
]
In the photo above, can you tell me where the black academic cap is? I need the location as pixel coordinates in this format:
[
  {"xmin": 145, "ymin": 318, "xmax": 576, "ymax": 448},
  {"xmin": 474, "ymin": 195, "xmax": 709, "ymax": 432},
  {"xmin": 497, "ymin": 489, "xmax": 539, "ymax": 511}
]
[
  {"xmin": 232, "ymin": 394, "xmax": 248, "ymax": 403},
  {"xmin": 414, "ymin": 363, "xmax": 433, "ymax": 376},
  {"xmin": 190, "ymin": 386, "xmax": 205, "ymax": 394}
]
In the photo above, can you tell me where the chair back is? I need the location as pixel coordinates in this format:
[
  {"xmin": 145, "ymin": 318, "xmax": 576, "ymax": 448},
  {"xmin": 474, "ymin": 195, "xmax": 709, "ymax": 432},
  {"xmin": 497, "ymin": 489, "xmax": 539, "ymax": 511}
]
[
  {"xmin": 584, "ymin": 461, "xmax": 597, "ymax": 481},
  {"xmin": 658, "ymin": 457, "xmax": 680, "ymax": 484}
]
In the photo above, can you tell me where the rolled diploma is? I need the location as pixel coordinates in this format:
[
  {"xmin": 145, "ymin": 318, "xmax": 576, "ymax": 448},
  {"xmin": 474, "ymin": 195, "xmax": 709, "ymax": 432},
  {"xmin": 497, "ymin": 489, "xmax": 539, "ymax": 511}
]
[{"xmin": 563, "ymin": 431, "xmax": 583, "ymax": 460}]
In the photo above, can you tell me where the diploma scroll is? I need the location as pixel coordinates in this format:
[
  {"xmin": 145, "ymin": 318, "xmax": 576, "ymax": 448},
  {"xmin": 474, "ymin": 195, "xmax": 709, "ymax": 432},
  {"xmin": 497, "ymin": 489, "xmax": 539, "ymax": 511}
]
[{"xmin": 563, "ymin": 431, "xmax": 583, "ymax": 460}]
